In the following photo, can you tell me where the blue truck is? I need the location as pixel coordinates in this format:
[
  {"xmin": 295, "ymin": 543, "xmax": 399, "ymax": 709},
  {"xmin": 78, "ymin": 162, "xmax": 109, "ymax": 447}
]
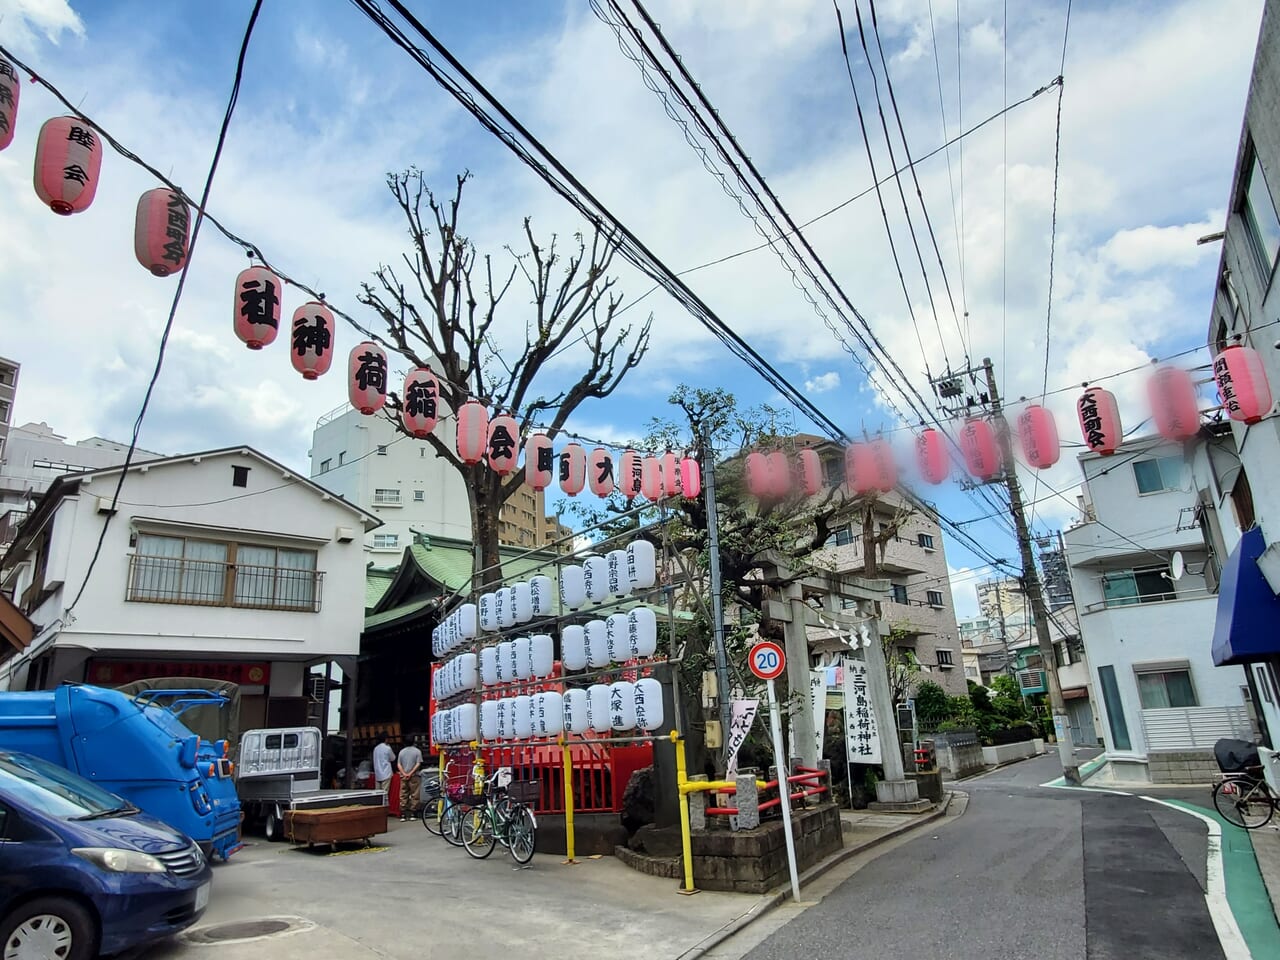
[{"xmin": 0, "ymin": 684, "xmax": 242, "ymax": 859}]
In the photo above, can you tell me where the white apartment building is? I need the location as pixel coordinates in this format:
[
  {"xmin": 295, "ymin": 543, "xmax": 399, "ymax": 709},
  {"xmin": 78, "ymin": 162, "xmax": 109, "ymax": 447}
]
[
  {"xmin": 0, "ymin": 447, "xmax": 379, "ymax": 730},
  {"xmin": 1064, "ymin": 436, "xmax": 1252, "ymax": 783},
  {"xmin": 0, "ymin": 356, "xmax": 17, "ymax": 465}
]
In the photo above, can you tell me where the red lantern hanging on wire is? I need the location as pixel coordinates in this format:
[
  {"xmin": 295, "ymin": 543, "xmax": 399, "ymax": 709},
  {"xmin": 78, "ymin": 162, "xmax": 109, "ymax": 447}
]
[
  {"xmin": 0, "ymin": 59, "xmax": 19, "ymax": 152},
  {"xmin": 233, "ymin": 264, "xmax": 281, "ymax": 349},
  {"xmin": 487, "ymin": 414, "xmax": 519, "ymax": 474},
  {"xmin": 619, "ymin": 450, "xmax": 642, "ymax": 498},
  {"xmin": 959, "ymin": 418, "xmax": 1001, "ymax": 479},
  {"xmin": 661, "ymin": 452, "xmax": 681, "ymax": 498},
  {"xmin": 289, "ymin": 301, "xmax": 334, "ymax": 380},
  {"xmin": 560, "ymin": 443, "xmax": 587, "ymax": 495},
  {"xmin": 798, "ymin": 448, "xmax": 823, "ymax": 496},
  {"xmin": 588, "ymin": 447, "xmax": 615, "ymax": 497},
  {"xmin": 679, "ymin": 457, "xmax": 701, "ymax": 498},
  {"xmin": 401, "ymin": 369, "xmax": 440, "ymax": 438},
  {"xmin": 767, "ymin": 450, "xmax": 791, "ymax": 497},
  {"xmin": 1015, "ymin": 404, "xmax": 1060, "ymax": 469},
  {"xmin": 745, "ymin": 451, "xmax": 770, "ymax": 497},
  {"xmin": 134, "ymin": 188, "xmax": 190, "ymax": 276},
  {"xmin": 525, "ymin": 433, "xmax": 554, "ymax": 490},
  {"xmin": 1214, "ymin": 344, "xmax": 1274, "ymax": 425},
  {"xmin": 1076, "ymin": 386, "xmax": 1122, "ymax": 456},
  {"xmin": 456, "ymin": 400, "xmax": 489, "ymax": 465},
  {"xmin": 1147, "ymin": 366, "xmax": 1200, "ymax": 441},
  {"xmin": 846, "ymin": 443, "xmax": 876, "ymax": 495},
  {"xmin": 640, "ymin": 455, "xmax": 662, "ymax": 500},
  {"xmin": 868, "ymin": 438, "xmax": 897, "ymax": 493},
  {"xmin": 347, "ymin": 341, "xmax": 387, "ymax": 416},
  {"xmin": 915, "ymin": 429, "xmax": 948, "ymax": 485},
  {"xmin": 34, "ymin": 116, "xmax": 102, "ymax": 215}
]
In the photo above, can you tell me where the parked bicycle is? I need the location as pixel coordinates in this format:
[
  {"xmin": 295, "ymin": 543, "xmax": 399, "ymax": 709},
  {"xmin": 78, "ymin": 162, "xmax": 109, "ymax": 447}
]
[
  {"xmin": 460, "ymin": 775, "xmax": 539, "ymax": 865},
  {"xmin": 421, "ymin": 759, "xmax": 477, "ymax": 846},
  {"xmin": 1211, "ymin": 737, "xmax": 1279, "ymax": 829}
]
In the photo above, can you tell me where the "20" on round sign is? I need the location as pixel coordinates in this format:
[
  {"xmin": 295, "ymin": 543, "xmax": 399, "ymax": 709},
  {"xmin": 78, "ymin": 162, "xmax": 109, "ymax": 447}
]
[{"xmin": 748, "ymin": 641, "xmax": 786, "ymax": 681}]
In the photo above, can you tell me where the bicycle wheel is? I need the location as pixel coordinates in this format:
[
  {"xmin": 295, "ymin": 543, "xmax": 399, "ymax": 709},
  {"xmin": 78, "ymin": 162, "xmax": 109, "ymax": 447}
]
[
  {"xmin": 441, "ymin": 801, "xmax": 466, "ymax": 846},
  {"xmin": 491, "ymin": 796, "xmax": 516, "ymax": 848},
  {"xmin": 462, "ymin": 805, "xmax": 497, "ymax": 860},
  {"xmin": 507, "ymin": 804, "xmax": 537, "ymax": 865},
  {"xmin": 1213, "ymin": 778, "xmax": 1276, "ymax": 829},
  {"xmin": 420, "ymin": 794, "xmax": 445, "ymax": 835}
]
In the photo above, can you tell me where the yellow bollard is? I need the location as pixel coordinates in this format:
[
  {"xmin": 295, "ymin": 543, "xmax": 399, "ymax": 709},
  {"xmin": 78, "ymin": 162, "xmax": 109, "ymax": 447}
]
[
  {"xmin": 673, "ymin": 734, "xmax": 698, "ymax": 894},
  {"xmin": 562, "ymin": 740, "xmax": 576, "ymax": 864}
]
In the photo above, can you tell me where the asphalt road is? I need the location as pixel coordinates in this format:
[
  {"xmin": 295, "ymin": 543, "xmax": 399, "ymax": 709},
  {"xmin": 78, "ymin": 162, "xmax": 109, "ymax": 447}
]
[{"xmin": 739, "ymin": 754, "xmax": 1225, "ymax": 960}]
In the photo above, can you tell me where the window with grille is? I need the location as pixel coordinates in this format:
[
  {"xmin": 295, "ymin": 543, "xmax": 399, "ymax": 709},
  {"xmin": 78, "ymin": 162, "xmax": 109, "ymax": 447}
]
[
  {"xmin": 927, "ymin": 590, "xmax": 943, "ymax": 607},
  {"xmin": 373, "ymin": 534, "xmax": 399, "ymax": 549},
  {"xmin": 891, "ymin": 584, "xmax": 908, "ymax": 604},
  {"xmin": 128, "ymin": 534, "xmax": 321, "ymax": 611},
  {"xmin": 918, "ymin": 533, "xmax": 935, "ymax": 549},
  {"xmin": 936, "ymin": 649, "xmax": 954, "ymax": 666}
]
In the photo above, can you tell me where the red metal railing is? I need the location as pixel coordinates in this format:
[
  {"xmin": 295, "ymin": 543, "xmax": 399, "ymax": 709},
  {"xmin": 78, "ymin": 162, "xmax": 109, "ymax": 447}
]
[
  {"xmin": 702, "ymin": 766, "xmax": 831, "ymax": 819},
  {"xmin": 458, "ymin": 738, "xmax": 653, "ymax": 815}
]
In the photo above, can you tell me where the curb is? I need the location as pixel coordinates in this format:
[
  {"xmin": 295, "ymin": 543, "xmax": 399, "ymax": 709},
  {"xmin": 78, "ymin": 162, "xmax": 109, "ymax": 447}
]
[{"xmin": 675, "ymin": 792, "xmax": 957, "ymax": 960}]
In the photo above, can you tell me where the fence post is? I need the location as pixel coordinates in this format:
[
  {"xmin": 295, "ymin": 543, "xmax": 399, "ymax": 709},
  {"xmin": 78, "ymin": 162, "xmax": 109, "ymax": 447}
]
[
  {"xmin": 688, "ymin": 774, "xmax": 708, "ymax": 831},
  {"xmin": 735, "ymin": 771, "xmax": 760, "ymax": 829},
  {"xmin": 561, "ymin": 740, "xmax": 575, "ymax": 864}
]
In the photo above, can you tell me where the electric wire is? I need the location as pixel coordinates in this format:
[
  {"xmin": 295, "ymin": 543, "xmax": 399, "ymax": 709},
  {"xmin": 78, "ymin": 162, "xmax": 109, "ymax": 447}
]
[{"xmin": 926, "ymin": 0, "xmax": 966, "ymax": 336}]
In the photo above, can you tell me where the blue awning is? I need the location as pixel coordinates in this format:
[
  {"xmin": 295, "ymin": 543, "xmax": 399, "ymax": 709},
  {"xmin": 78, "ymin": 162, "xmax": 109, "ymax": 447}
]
[{"xmin": 1212, "ymin": 526, "xmax": 1280, "ymax": 665}]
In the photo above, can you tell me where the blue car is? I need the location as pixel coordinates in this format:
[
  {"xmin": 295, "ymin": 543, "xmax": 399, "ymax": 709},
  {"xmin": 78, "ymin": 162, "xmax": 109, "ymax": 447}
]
[{"xmin": 0, "ymin": 750, "xmax": 212, "ymax": 960}]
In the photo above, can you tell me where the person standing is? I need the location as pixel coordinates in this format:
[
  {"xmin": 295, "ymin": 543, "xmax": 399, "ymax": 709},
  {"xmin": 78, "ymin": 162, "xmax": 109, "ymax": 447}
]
[
  {"xmin": 372, "ymin": 735, "xmax": 395, "ymax": 797},
  {"xmin": 397, "ymin": 739, "xmax": 424, "ymax": 822}
]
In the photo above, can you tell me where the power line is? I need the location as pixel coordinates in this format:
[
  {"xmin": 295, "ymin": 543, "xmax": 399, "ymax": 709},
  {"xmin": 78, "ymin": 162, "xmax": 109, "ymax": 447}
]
[
  {"xmin": 926, "ymin": 0, "xmax": 966, "ymax": 340},
  {"xmin": 955, "ymin": 0, "xmax": 969, "ymax": 354},
  {"xmin": 66, "ymin": 0, "xmax": 265, "ymax": 614}
]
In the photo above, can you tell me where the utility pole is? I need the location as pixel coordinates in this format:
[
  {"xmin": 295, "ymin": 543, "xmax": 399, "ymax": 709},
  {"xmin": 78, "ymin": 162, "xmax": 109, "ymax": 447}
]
[
  {"xmin": 700, "ymin": 434, "xmax": 734, "ymax": 768},
  {"xmin": 981, "ymin": 357, "xmax": 1080, "ymax": 784}
]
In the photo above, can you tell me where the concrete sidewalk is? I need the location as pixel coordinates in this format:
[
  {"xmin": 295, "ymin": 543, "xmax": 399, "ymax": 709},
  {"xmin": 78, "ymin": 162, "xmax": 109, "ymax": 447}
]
[
  {"xmin": 143, "ymin": 802, "xmax": 949, "ymax": 960},
  {"xmin": 1253, "ymin": 823, "xmax": 1280, "ymax": 922}
]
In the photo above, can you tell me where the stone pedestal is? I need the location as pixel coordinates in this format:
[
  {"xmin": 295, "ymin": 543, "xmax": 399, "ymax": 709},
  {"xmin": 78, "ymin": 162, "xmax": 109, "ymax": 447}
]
[{"xmin": 868, "ymin": 778, "xmax": 932, "ymax": 813}]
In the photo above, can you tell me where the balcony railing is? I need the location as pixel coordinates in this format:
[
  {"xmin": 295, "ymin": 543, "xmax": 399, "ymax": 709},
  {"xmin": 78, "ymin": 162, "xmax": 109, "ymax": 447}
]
[
  {"xmin": 126, "ymin": 554, "xmax": 324, "ymax": 612},
  {"xmin": 1141, "ymin": 705, "xmax": 1252, "ymax": 751},
  {"xmin": 1084, "ymin": 586, "xmax": 1212, "ymax": 614},
  {"xmin": 0, "ymin": 509, "xmax": 29, "ymax": 547}
]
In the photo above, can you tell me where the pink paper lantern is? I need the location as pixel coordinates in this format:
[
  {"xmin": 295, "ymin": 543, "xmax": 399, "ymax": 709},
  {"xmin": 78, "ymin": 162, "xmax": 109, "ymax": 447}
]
[
  {"xmin": 640, "ymin": 456, "xmax": 662, "ymax": 500},
  {"xmin": 959, "ymin": 418, "xmax": 1001, "ymax": 479},
  {"xmin": 767, "ymin": 450, "xmax": 791, "ymax": 497},
  {"xmin": 846, "ymin": 443, "xmax": 876, "ymax": 495},
  {"xmin": 402, "ymin": 369, "xmax": 440, "ymax": 438},
  {"xmin": 525, "ymin": 433, "xmax": 554, "ymax": 490},
  {"xmin": 679, "ymin": 457, "xmax": 701, "ymax": 498},
  {"xmin": 588, "ymin": 447, "xmax": 615, "ymax": 497},
  {"xmin": 1148, "ymin": 366, "xmax": 1200, "ymax": 441},
  {"xmin": 487, "ymin": 414, "xmax": 519, "ymax": 474},
  {"xmin": 1077, "ymin": 386, "xmax": 1123, "ymax": 456},
  {"xmin": 868, "ymin": 438, "xmax": 897, "ymax": 493},
  {"xmin": 745, "ymin": 451, "xmax": 770, "ymax": 497},
  {"xmin": 915, "ymin": 429, "xmax": 948, "ymax": 485},
  {"xmin": 0, "ymin": 59, "xmax": 19, "ymax": 152},
  {"xmin": 233, "ymin": 265, "xmax": 281, "ymax": 349},
  {"xmin": 798, "ymin": 448, "xmax": 823, "ymax": 496},
  {"xmin": 456, "ymin": 401, "xmax": 489, "ymax": 465},
  {"xmin": 135, "ymin": 188, "xmax": 190, "ymax": 277},
  {"xmin": 290, "ymin": 302, "xmax": 334, "ymax": 380},
  {"xmin": 1015, "ymin": 404, "xmax": 1060, "ymax": 469},
  {"xmin": 560, "ymin": 443, "xmax": 587, "ymax": 495},
  {"xmin": 619, "ymin": 450, "xmax": 642, "ymax": 498},
  {"xmin": 661, "ymin": 452, "xmax": 681, "ymax": 498},
  {"xmin": 34, "ymin": 116, "xmax": 103, "ymax": 215},
  {"xmin": 1214, "ymin": 344, "xmax": 1274, "ymax": 425},
  {"xmin": 346, "ymin": 342, "xmax": 387, "ymax": 416}
]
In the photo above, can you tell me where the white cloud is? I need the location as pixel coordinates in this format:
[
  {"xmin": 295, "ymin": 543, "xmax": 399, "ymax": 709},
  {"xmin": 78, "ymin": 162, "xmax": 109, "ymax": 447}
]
[
  {"xmin": 948, "ymin": 564, "xmax": 983, "ymax": 620},
  {"xmin": 0, "ymin": 0, "xmax": 84, "ymax": 50},
  {"xmin": 1099, "ymin": 215, "xmax": 1225, "ymax": 273},
  {"xmin": 804, "ymin": 371, "xmax": 841, "ymax": 393}
]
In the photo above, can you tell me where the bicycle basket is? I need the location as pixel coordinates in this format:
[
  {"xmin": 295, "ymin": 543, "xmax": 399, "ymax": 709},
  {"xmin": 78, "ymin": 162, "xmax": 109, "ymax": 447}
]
[{"xmin": 506, "ymin": 780, "xmax": 540, "ymax": 805}]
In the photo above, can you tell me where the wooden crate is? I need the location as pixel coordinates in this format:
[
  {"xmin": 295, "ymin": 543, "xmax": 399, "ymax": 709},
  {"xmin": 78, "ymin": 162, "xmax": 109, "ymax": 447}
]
[{"xmin": 285, "ymin": 804, "xmax": 387, "ymax": 846}]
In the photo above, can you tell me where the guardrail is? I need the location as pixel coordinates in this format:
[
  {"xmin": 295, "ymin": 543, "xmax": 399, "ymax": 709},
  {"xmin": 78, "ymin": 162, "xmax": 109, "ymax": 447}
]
[{"xmin": 683, "ymin": 761, "xmax": 832, "ymax": 830}]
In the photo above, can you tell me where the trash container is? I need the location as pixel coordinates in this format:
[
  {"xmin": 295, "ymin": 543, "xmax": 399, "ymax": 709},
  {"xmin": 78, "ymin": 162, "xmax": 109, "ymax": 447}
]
[{"xmin": 389, "ymin": 772, "xmax": 402, "ymax": 816}]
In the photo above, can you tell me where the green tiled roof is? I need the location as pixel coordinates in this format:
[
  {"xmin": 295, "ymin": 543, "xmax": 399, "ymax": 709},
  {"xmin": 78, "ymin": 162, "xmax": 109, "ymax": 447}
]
[
  {"xmin": 365, "ymin": 571, "xmax": 395, "ymax": 610},
  {"xmin": 408, "ymin": 540, "xmax": 564, "ymax": 596},
  {"xmin": 364, "ymin": 596, "xmax": 435, "ymax": 629}
]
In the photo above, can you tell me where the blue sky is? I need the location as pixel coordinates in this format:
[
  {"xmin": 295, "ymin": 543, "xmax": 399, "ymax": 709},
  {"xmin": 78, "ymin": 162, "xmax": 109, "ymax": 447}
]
[{"xmin": 0, "ymin": 0, "xmax": 1264, "ymax": 615}]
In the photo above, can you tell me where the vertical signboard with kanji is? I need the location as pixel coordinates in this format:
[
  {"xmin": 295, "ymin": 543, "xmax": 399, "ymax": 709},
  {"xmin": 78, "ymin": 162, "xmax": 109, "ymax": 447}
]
[{"xmin": 843, "ymin": 657, "xmax": 881, "ymax": 764}]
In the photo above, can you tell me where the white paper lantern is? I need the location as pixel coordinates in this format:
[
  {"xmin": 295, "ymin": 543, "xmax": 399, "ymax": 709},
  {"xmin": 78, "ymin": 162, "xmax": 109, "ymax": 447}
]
[
  {"xmin": 563, "ymin": 688, "xmax": 590, "ymax": 734},
  {"xmin": 498, "ymin": 587, "xmax": 517, "ymax": 629},
  {"xmin": 513, "ymin": 637, "xmax": 532, "ymax": 680},
  {"xmin": 458, "ymin": 603, "xmax": 478, "ymax": 639},
  {"xmin": 513, "ymin": 582, "xmax": 534, "ymax": 623},
  {"xmin": 628, "ymin": 540, "xmax": 657, "ymax": 590},
  {"xmin": 585, "ymin": 619, "xmax": 610, "ymax": 668},
  {"xmin": 497, "ymin": 698, "xmax": 514, "ymax": 741},
  {"xmin": 454, "ymin": 703, "xmax": 477, "ymax": 742},
  {"xmin": 586, "ymin": 684, "xmax": 612, "ymax": 734},
  {"xmin": 496, "ymin": 641, "xmax": 513, "ymax": 684},
  {"xmin": 506, "ymin": 640, "xmax": 520, "ymax": 683},
  {"xmin": 531, "ymin": 634, "xmax": 555, "ymax": 678},
  {"xmin": 607, "ymin": 550, "xmax": 631, "ymax": 597},
  {"xmin": 513, "ymin": 695, "xmax": 534, "ymax": 739},
  {"xmin": 480, "ymin": 646, "xmax": 499, "ymax": 686},
  {"xmin": 560, "ymin": 565, "xmax": 587, "ymax": 609},
  {"xmin": 481, "ymin": 699, "xmax": 500, "ymax": 741},
  {"xmin": 530, "ymin": 575, "xmax": 554, "ymax": 617},
  {"xmin": 561, "ymin": 625, "xmax": 587, "ymax": 671},
  {"xmin": 536, "ymin": 691, "xmax": 565, "ymax": 737},
  {"xmin": 634, "ymin": 678, "xmax": 664, "ymax": 731},
  {"xmin": 608, "ymin": 681, "xmax": 637, "ymax": 731},
  {"xmin": 457, "ymin": 653, "xmax": 478, "ymax": 692},
  {"xmin": 582, "ymin": 555, "xmax": 609, "ymax": 603},
  {"xmin": 629, "ymin": 607, "xmax": 658, "ymax": 659},
  {"xmin": 606, "ymin": 613, "xmax": 630, "ymax": 663},
  {"xmin": 479, "ymin": 593, "xmax": 497, "ymax": 632}
]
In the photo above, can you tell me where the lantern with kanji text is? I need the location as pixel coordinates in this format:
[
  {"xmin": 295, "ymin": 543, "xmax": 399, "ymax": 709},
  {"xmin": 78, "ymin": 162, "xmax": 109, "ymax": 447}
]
[
  {"xmin": 1015, "ymin": 404, "xmax": 1060, "ymax": 469},
  {"xmin": 1214, "ymin": 344, "xmax": 1274, "ymax": 425},
  {"xmin": 868, "ymin": 438, "xmax": 897, "ymax": 492},
  {"xmin": 456, "ymin": 401, "xmax": 489, "ymax": 464},
  {"xmin": 1076, "ymin": 386, "xmax": 1122, "ymax": 456},
  {"xmin": 588, "ymin": 447, "xmax": 615, "ymax": 497},
  {"xmin": 661, "ymin": 452, "xmax": 681, "ymax": 497},
  {"xmin": 619, "ymin": 450, "xmax": 643, "ymax": 498},
  {"xmin": 798, "ymin": 448, "xmax": 823, "ymax": 496},
  {"xmin": 959, "ymin": 418, "xmax": 1001, "ymax": 479},
  {"xmin": 402, "ymin": 369, "xmax": 440, "ymax": 438},
  {"xmin": 487, "ymin": 414, "xmax": 519, "ymax": 474},
  {"xmin": 560, "ymin": 443, "xmax": 587, "ymax": 495},
  {"xmin": 34, "ymin": 116, "xmax": 102, "ymax": 214},
  {"xmin": 347, "ymin": 342, "xmax": 387, "ymax": 415},
  {"xmin": 290, "ymin": 302, "xmax": 334, "ymax": 380},
  {"xmin": 0, "ymin": 59, "xmax": 17, "ymax": 152},
  {"xmin": 233, "ymin": 265, "xmax": 281, "ymax": 349},
  {"xmin": 640, "ymin": 456, "xmax": 662, "ymax": 500},
  {"xmin": 524, "ymin": 433, "xmax": 553, "ymax": 490},
  {"xmin": 915, "ymin": 428, "xmax": 948, "ymax": 484},
  {"xmin": 1147, "ymin": 366, "xmax": 1200, "ymax": 441},
  {"xmin": 134, "ymin": 188, "xmax": 190, "ymax": 276}
]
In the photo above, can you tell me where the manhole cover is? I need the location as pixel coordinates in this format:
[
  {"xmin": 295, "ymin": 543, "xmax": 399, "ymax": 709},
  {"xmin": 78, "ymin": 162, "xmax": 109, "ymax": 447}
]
[{"xmin": 184, "ymin": 917, "xmax": 311, "ymax": 945}]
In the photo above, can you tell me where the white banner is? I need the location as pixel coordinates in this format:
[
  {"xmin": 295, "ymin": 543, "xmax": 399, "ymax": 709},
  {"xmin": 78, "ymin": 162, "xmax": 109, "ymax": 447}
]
[
  {"xmin": 810, "ymin": 668, "xmax": 828, "ymax": 760},
  {"xmin": 725, "ymin": 698, "xmax": 759, "ymax": 778},
  {"xmin": 843, "ymin": 658, "xmax": 882, "ymax": 764}
]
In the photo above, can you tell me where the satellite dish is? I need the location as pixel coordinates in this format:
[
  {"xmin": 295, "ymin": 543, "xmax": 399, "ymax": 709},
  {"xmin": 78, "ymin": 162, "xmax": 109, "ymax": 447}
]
[{"xmin": 1170, "ymin": 551, "xmax": 1185, "ymax": 581}]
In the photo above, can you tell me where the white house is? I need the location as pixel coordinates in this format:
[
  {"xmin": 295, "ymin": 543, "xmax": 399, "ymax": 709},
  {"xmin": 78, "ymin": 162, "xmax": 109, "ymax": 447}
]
[
  {"xmin": 1063, "ymin": 436, "xmax": 1252, "ymax": 783},
  {"xmin": 0, "ymin": 447, "xmax": 380, "ymax": 730}
]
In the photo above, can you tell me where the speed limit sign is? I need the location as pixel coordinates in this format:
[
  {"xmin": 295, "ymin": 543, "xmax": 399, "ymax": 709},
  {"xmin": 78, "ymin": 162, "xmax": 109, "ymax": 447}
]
[{"xmin": 748, "ymin": 641, "xmax": 786, "ymax": 681}]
